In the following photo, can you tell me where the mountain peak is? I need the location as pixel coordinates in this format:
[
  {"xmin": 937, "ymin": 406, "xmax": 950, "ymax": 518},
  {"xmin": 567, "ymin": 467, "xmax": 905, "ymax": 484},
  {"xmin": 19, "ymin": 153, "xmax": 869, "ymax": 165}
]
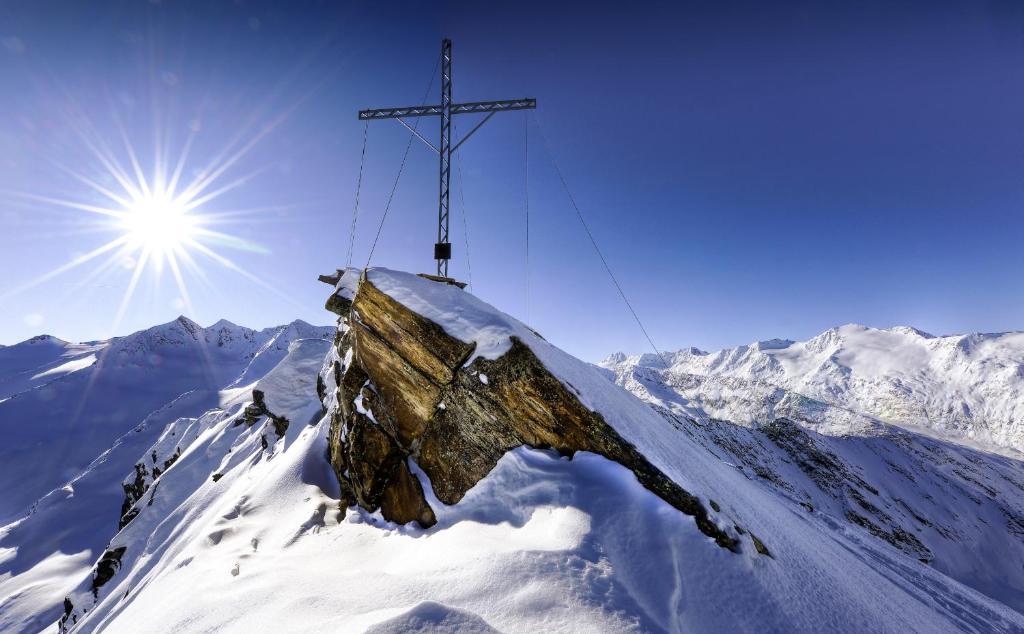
[
  {"xmin": 753, "ymin": 338, "xmax": 794, "ymax": 351},
  {"xmin": 208, "ymin": 318, "xmax": 241, "ymax": 330},
  {"xmin": 19, "ymin": 334, "xmax": 68, "ymax": 346},
  {"xmin": 601, "ymin": 351, "xmax": 627, "ymax": 365},
  {"xmin": 173, "ymin": 315, "xmax": 202, "ymax": 335},
  {"xmin": 884, "ymin": 325, "xmax": 935, "ymax": 339}
]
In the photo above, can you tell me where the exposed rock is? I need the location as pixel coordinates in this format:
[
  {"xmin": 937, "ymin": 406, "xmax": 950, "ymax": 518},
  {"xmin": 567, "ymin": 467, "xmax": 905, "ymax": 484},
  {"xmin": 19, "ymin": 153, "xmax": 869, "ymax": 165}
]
[
  {"xmin": 163, "ymin": 447, "xmax": 182, "ymax": 471},
  {"xmin": 750, "ymin": 532, "xmax": 773, "ymax": 558},
  {"xmin": 60, "ymin": 546, "xmax": 127, "ymax": 631},
  {"xmin": 764, "ymin": 417, "xmax": 932, "ymax": 562},
  {"xmin": 58, "ymin": 597, "xmax": 76, "ymax": 631},
  {"xmin": 320, "ymin": 268, "xmax": 357, "ymax": 316},
  {"xmin": 325, "ymin": 291, "xmax": 353, "ymax": 317},
  {"xmin": 320, "ymin": 270, "xmax": 740, "ymax": 551},
  {"xmin": 316, "ymin": 373, "xmax": 327, "ymax": 402},
  {"xmin": 118, "ymin": 507, "xmax": 139, "ymax": 530},
  {"xmin": 345, "ymin": 411, "xmax": 403, "ymax": 508},
  {"xmin": 380, "ymin": 460, "xmax": 437, "ymax": 527},
  {"xmin": 119, "ymin": 463, "xmax": 149, "ymax": 529},
  {"xmin": 241, "ymin": 388, "xmax": 290, "ymax": 437},
  {"xmin": 91, "ymin": 547, "xmax": 127, "ymax": 595}
]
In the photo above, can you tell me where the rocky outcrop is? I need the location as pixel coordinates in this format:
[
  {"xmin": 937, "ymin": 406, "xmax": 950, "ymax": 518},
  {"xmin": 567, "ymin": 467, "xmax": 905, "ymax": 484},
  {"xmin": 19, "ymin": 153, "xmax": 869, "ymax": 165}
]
[
  {"xmin": 320, "ymin": 270, "xmax": 740, "ymax": 551},
  {"xmin": 239, "ymin": 389, "xmax": 290, "ymax": 437},
  {"xmin": 58, "ymin": 546, "xmax": 127, "ymax": 631},
  {"xmin": 90, "ymin": 547, "xmax": 126, "ymax": 595},
  {"xmin": 117, "ymin": 443, "xmax": 184, "ymax": 530},
  {"xmin": 322, "ymin": 268, "xmax": 355, "ymax": 317},
  {"xmin": 118, "ymin": 463, "xmax": 149, "ymax": 529}
]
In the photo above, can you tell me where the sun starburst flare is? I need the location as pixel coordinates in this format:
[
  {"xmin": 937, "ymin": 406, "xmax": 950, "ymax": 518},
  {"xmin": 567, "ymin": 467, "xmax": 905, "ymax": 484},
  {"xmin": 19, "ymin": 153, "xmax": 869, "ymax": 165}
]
[
  {"xmin": 121, "ymin": 193, "xmax": 197, "ymax": 257},
  {"xmin": 1, "ymin": 101, "xmax": 304, "ymax": 337}
]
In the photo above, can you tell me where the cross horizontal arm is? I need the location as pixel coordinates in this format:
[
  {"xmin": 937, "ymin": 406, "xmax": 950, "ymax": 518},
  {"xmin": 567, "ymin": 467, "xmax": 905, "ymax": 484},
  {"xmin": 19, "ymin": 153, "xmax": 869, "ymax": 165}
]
[
  {"xmin": 358, "ymin": 98, "xmax": 536, "ymax": 120},
  {"xmin": 450, "ymin": 98, "xmax": 536, "ymax": 115},
  {"xmin": 359, "ymin": 104, "xmax": 442, "ymax": 120}
]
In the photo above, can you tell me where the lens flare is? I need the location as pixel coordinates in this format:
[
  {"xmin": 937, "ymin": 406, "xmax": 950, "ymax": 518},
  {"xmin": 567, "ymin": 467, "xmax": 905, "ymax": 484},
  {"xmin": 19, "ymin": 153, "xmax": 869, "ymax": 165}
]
[
  {"xmin": 122, "ymin": 192, "xmax": 197, "ymax": 257},
  {"xmin": 0, "ymin": 97, "xmax": 308, "ymax": 336}
]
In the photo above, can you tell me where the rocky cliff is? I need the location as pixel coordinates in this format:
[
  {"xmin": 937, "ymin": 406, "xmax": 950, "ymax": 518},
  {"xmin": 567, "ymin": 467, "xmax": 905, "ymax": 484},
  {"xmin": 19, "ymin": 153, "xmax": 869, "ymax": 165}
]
[{"xmin": 318, "ymin": 268, "xmax": 751, "ymax": 553}]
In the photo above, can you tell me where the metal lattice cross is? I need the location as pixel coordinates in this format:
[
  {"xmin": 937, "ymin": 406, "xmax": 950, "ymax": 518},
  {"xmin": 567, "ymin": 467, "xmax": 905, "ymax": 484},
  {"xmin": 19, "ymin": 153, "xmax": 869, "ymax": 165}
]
[{"xmin": 359, "ymin": 39, "xmax": 536, "ymax": 277}]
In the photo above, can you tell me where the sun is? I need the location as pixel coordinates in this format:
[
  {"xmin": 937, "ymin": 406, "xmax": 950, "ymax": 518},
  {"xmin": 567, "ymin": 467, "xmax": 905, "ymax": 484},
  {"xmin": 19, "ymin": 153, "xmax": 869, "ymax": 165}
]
[
  {"xmin": 121, "ymin": 192, "xmax": 197, "ymax": 257},
  {"xmin": 0, "ymin": 90, "xmax": 310, "ymax": 338}
]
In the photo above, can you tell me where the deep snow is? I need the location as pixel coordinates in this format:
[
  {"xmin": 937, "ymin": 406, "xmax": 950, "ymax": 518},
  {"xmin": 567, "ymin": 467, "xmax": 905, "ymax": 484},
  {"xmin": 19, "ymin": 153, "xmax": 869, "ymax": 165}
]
[
  {"xmin": 44, "ymin": 269, "xmax": 1024, "ymax": 633},
  {"xmin": 0, "ymin": 318, "xmax": 332, "ymax": 632}
]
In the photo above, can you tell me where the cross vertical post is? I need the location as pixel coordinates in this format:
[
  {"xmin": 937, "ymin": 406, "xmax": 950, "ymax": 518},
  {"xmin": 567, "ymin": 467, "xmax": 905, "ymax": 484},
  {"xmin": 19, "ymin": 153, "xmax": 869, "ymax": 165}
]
[
  {"xmin": 358, "ymin": 39, "xmax": 536, "ymax": 279},
  {"xmin": 436, "ymin": 39, "xmax": 453, "ymax": 277}
]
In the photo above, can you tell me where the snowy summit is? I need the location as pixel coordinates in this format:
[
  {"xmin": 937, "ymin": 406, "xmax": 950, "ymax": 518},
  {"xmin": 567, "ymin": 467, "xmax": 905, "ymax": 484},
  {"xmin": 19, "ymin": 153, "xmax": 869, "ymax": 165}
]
[{"xmin": 2, "ymin": 268, "xmax": 1021, "ymax": 632}]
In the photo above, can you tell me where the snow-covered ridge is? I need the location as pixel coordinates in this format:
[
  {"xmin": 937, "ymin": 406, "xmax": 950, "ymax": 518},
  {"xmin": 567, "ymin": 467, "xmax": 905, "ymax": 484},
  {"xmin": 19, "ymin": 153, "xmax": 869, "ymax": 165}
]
[
  {"xmin": 45, "ymin": 270, "xmax": 1024, "ymax": 632},
  {"xmin": 6, "ymin": 271, "xmax": 1024, "ymax": 632},
  {"xmin": 603, "ymin": 323, "xmax": 1024, "ymax": 451},
  {"xmin": 0, "ymin": 317, "xmax": 332, "ymax": 632}
]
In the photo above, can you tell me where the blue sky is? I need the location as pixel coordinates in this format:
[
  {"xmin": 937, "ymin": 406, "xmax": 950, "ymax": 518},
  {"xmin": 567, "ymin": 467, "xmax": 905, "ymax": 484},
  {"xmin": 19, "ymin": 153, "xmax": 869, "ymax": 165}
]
[{"xmin": 1, "ymin": 1, "xmax": 1022, "ymax": 361}]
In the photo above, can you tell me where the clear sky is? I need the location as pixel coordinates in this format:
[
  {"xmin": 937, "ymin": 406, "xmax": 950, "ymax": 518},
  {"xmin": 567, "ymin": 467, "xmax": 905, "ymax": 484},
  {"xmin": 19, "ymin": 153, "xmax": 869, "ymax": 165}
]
[{"xmin": 1, "ymin": 1, "xmax": 1022, "ymax": 361}]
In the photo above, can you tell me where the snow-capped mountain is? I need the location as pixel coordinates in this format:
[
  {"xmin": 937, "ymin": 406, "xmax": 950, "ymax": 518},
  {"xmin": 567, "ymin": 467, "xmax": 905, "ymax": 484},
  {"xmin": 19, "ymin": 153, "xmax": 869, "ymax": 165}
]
[
  {"xmin": 21, "ymin": 271, "xmax": 1022, "ymax": 633},
  {"xmin": 4, "ymin": 279, "xmax": 1024, "ymax": 633},
  {"xmin": 0, "ymin": 317, "xmax": 332, "ymax": 632},
  {"xmin": 0, "ymin": 335, "xmax": 105, "ymax": 401},
  {"xmin": 602, "ymin": 324, "xmax": 1024, "ymax": 452},
  {"xmin": 600, "ymin": 324, "xmax": 1024, "ymax": 614},
  {"xmin": 0, "ymin": 316, "xmax": 333, "ymax": 521}
]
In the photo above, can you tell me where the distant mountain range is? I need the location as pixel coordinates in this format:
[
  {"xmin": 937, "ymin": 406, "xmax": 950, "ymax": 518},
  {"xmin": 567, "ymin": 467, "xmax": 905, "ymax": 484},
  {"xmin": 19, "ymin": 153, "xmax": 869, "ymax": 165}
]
[
  {"xmin": 600, "ymin": 323, "xmax": 1024, "ymax": 614},
  {"xmin": 601, "ymin": 323, "xmax": 1024, "ymax": 452}
]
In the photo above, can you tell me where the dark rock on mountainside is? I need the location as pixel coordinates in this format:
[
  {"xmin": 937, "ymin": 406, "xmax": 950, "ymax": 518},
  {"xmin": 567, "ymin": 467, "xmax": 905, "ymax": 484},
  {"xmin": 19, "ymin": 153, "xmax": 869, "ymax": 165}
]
[
  {"xmin": 59, "ymin": 546, "xmax": 127, "ymax": 630},
  {"xmin": 319, "ymin": 270, "xmax": 740, "ymax": 552},
  {"xmin": 239, "ymin": 389, "xmax": 290, "ymax": 437},
  {"xmin": 117, "ymin": 445, "xmax": 182, "ymax": 530},
  {"xmin": 91, "ymin": 547, "xmax": 126, "ymax": 595},
  {"xmin": 119, "ymin": 463, "xmax": 149, "ymax": 530}
]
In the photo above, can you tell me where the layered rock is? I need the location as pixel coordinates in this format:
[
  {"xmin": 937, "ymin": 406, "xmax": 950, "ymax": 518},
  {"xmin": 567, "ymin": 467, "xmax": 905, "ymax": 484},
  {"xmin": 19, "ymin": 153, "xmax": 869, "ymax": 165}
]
[{"xmin": 320, "ymin": 269, "xmax": 741, "ymax": 551}]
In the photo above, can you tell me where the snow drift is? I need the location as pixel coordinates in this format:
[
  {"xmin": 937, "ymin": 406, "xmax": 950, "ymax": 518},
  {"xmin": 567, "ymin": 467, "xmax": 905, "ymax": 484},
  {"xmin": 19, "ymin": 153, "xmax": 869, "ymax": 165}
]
[{"xmin": 42, "ymin": 269, "xmax": 1024, "ymax": 633}]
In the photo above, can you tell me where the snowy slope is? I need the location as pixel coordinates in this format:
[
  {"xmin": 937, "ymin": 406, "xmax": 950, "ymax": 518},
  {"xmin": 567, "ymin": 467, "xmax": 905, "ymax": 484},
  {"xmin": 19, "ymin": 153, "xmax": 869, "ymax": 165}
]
[
  {"xmin": 0, "ymin": 318, "xmax": 332, "ymax": 633},
  {"xmin": 600, "ymin": 330, "xmax": 1024, "ymax": 613},
  {"xmin": 603, "ymin": 324, "xmax": 1024, "ymax": 451},
  {"xmin": 0, "ymin": 317, "xmax": 332, "ymax": 521},
  {"xmin": 49, "ymin": 270, "xmax": 1024, "ymax": 633},
  {"xmin": 0, "ymin": 335, "xmax": 105, "ymax": 400}
]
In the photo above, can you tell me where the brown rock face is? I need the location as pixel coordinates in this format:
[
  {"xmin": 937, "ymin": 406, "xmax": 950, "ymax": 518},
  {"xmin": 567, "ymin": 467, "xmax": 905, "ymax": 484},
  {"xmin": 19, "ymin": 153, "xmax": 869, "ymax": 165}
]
[{"xmin": 320, "ymin": 271, "xmax": 738, "ymax": 552}]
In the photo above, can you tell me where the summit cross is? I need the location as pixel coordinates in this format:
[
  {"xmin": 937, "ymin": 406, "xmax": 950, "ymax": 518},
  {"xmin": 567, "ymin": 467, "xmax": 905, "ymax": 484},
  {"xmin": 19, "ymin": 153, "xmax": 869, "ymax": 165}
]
[{"xmin": 358, "ymin": 38, "xmax": 536, "ymax": 277}]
